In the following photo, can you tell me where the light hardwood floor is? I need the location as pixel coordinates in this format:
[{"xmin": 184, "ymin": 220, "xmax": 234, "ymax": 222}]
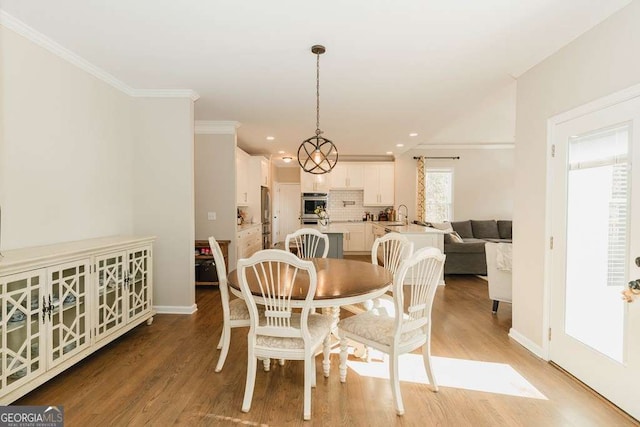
[{"xmin": 16, "ymin": 267, "xmax": 637, "ymax": 426}]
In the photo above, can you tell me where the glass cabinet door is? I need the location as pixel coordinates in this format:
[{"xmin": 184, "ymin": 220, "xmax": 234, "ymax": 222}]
[
  {"xmin": 1, "ymin": 271, "xmax": 45, "ymax": 392},
  {"xmin": 48, "ymin": 260, "xmax": 90, "ymax": 367},
  {"xmin": 127, "ymin": 246, "xmax": 152, "ymax": 323},
  {"xmin": 94, "ymin": 252, "xmax": 126, "ymax": 341}
]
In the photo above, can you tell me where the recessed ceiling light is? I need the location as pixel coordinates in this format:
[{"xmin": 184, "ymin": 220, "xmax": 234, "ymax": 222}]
[
  {"xmin": 266, "ymin": 136, "xmax": 275, "ymax": 141},
  {"xmin": 396, "ymin": 143, "xmax": 404, "ymax": 148},
  {"xmin": 282, "ymin": 156, "xmax": 293, "ymax": 163},
  {"xmin": 409, "ymin": 133, "xmax": 418, "ymax": 137},
  {"xmin": 386, "ymin": 151, "xmax": 393, "ymax": 155},
  {"xmin": 278, "ymin": 150, "xmax": 285, "ymax": 154}
]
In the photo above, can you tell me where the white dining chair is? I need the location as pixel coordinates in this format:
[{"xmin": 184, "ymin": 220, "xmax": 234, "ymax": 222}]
[
  {"xmin": 238, "ymin": 249, "xmax": 333, "ymax": 421},
  {"xmin": 344, "ymin": 233, "xmax": 414, "ymax": 316},
  {"xmin": 285, "ymin": 228, "xmax": 329, "ymax": 258},
  {"xmin": 209, "ymin": 236, "xmax": 251, "ymax": 373},
  {"xmin": 338, "ymin": 247, "xmax": 445, "ymax": 416}
]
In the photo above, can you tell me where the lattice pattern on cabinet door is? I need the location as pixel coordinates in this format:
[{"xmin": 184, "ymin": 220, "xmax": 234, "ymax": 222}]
[
  {"xmin": 94, "ymin": 253, "xmax": 126, "ymax": 341},
  {"xmin": 1, "ymin": 271, "xmax": 45, "ymax": 391},
  {"xmin": 128, "ymin": 247, "xmax": 151, "ymax": 320},
  {"xmin": 48, "ymin": 261, "xmax": 90, "ymax": 366}
]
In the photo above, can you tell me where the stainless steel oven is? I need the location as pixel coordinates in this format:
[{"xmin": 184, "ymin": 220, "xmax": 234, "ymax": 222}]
[{"xmin": 301, "ymin": 192, "xmax": 328, "ymax": 223}]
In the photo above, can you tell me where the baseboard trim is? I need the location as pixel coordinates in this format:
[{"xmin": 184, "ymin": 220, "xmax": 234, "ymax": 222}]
[
  {"xmin": 509, "ymin": 328, "xmax": 547, "ymax": 360},
  {"xmin": 153, "ymin": 304, "xmax": 198, "ymax": 315}
]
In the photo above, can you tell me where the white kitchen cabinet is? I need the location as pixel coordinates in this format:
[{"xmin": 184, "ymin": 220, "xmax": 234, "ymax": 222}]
[
  {"xmin": 260, "ymin": 157, "xmax": 270, "ymax": 187},
  {"xmin": 364, "ymin": 222, "xmax": 374, "ymax": 252},
  {"xmin": 372, "ymin": 223, "xmax": 387, "ymax": 241},
  {"xmin": 343, "ymin": 223, "xmax": 366, "ymax": 252},
  {"xmin": 364, "ymin": 163, "xmax": 395, "ymax": 206},
  {"xmin": 300, "ymin": 169, "xmax": 331, "ymax": 193},
  {"xmin": 236, "ymin": 148, "xmax": 250, "ymax": 205},
  {"xmin": 329, "ymin": 163, "xmax": 364, "ymax": 189},
  {"xmin": 237, "ymin": 224, "xmax": 262, "ymax": 260},
  {"xmin": 0, "ymin": 236, "xmax": 154, "ymax": 404}
]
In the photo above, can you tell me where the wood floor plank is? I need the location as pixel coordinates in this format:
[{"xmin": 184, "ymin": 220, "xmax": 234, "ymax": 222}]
[{"xmin": 14, "ymin": 267, "xmax": 638, "ymax": 426}]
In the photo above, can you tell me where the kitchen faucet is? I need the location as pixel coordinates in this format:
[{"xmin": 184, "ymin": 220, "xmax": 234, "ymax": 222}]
[{"xmin": 398, "ymin": 204, "xmax": 408, "ymax": 225}]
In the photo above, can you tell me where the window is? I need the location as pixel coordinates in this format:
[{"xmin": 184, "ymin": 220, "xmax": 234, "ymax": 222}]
[{"xmin": 425, "ymin": 168, "xmax": 453, "ymax": 222}]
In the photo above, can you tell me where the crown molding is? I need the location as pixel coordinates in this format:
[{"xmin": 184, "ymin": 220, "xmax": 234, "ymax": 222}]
[
  {"xmin": 131, "ymin": 89, "xmax": 200, "ymax": 101},
  {"xmin": 0, "ymin": 10, "xmax": 198, "ymax": 101},
  {"xmin": 415, "ymin": 143, "xmax": 514, "ymax": 150},
  {"xmin": 194, "ymin": 120, "xmax": 241, "ymax": 135}
]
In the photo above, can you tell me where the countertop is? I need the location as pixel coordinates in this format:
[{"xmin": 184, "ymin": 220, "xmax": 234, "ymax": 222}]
[
  {"xmin": 380, "ymin": 223, "xmax": 447, "ymax": 235},
  {"xmin": 302, "ymin": 221, "xmax": 446, "ymax": 235}
]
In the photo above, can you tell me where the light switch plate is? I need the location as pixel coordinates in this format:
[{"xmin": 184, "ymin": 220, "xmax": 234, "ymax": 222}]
[{"xmin": 207, "ymin": 212, "xmax": 216, "ymax": 221}]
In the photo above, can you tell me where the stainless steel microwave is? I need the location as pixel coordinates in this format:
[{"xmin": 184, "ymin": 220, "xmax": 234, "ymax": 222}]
[{"xmin": 301, "ymin": 193, "xmax": 328, "ymax": 222}]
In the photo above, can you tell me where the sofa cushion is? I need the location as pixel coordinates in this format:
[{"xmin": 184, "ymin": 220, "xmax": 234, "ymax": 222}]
[
  {"xmin": 444, "ymin": 239, "xmax": 486, "ymax": 254},
  {"xmin": 497, "ymin": 220, "xmax": 512, "ymax": 239},
  {"xmin": 471, "ymin": 220, "xmax": 500, "ymax": 239},
  {"xmin": 451, "ymin": 221, "xmax": 473, "ymax": 238}
]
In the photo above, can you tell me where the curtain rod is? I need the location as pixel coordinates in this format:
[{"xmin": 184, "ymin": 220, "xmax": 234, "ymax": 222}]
[{"xmin": 413, "ymin": 156, "xmax": 460, "ymax": 160}]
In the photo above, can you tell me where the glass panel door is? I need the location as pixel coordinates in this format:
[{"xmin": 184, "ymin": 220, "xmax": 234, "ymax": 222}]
[
  {"xmin": 564, "ymin": 126, "xmax": 628, "ymax": 362},
  {"xmin": 48, "ymin": 260, "xmax": 91, "ymax": 366},
  {"xmin": 550, "ymin": 95, "xmax": 640, "ymax": 420}
]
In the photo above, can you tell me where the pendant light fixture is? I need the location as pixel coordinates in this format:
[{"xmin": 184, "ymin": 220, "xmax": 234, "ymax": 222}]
[{"xmin": 297, "ymin": 45, "xmax": 338, "ymax": 174}]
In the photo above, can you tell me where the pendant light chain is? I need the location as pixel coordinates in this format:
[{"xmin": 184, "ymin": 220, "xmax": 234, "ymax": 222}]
[{"xmin": 316, "ymin": 51, "xmax": 321, "ymax": 135}]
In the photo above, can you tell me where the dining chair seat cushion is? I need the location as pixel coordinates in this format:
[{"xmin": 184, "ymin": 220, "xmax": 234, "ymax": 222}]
[
  {"xmin": 256, "ymin": 313, "xmax": 333, "ymax": 350},
  {"xmin": 229, "ymin": 298, "xmax": 251, "ymax": 320},
  {"xmin": 339, "ymin": 311, "xmax": 422, "ymax": 347}
]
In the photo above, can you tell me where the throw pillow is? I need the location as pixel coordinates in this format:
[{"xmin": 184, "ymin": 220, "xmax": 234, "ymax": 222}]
[
  {"xmin": 449, "ymin": 231, "xmax": 464, "ymax": 243},
  {"xmin": 471, "ymin": 220, "xmax": 500, "ymax": 239}
]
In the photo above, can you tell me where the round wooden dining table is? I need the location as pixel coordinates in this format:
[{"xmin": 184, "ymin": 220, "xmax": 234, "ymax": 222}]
[{"xmin": 226, "ymin": 257, "xmax": 393, "ymax": 308}]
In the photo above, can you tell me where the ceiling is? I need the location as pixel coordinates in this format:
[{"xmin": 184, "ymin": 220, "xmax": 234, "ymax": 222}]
[{"xmin": 1, "ymin": 1, "xmax": 632, "ymax": 161}]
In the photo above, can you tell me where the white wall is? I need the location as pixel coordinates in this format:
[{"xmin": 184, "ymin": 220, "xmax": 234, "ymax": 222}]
[
  {"xmin": 1, "ymin": 24, "xmax": 197, "ymax": 313},
  {"xmin": 194, "ymin": 132, "xmax": 237, "ymax": 265},
  {"xmin": 133, "ymin": 98, "xmax": 195, "ymax": 312},
  {"xmin": 429, "ymin": 81, "xmax": 516, "ymax": 144},
  {"xmin": 513, "ymin": 1, "xmax": 640, "ymax": 350},
  {"xmin": 0, "ymin": 25, "xmax": 134, "ymax": 249},
  {"xmin": 395, "ymin": 148, "xmax": 514, "ymax": 223},
  {"xmin": 274, "ymin": 166, "xmax": 300, "ymax": 183}
]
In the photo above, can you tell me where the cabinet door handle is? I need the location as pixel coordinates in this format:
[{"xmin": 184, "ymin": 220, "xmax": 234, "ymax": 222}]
[
  {"xmin": 47, "ymin": 295, "xmax": 52, "ymax": 321},
  {"xmin": 41, "ymin": 296, "xmax": 47, "ymax": 324}
]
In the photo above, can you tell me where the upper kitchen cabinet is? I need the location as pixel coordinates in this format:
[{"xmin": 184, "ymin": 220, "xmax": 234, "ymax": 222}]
[
  {"xmin": 363, "ymin": 163, "xmax": 395, "ymax": 206},
  {"xmin": 236, "ymin": 148, "xmax": 250, "ymax": 205},
  {"xmin": 260, "ymin": 157, "xmax": 270, "ymax": 188},
  {"xmin": 249, "ymin": 156, "xmax": 270, "ymax": 189},
  {"xmin": 300, "ymin": 169, "xmax": 331, "ymax": 193},
  {"xmin": 330, "ymin": 163, "xmax": 364, "ymax": 189}
]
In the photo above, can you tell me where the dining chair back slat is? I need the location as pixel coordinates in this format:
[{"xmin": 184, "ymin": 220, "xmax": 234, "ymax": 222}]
[
  {"xmin": 372, "ymin": 233, "xmax": 414, "ymax": 276},
  {"xmin": 285, "ymin": 228, "xmax": 329, "ymax": 258}
]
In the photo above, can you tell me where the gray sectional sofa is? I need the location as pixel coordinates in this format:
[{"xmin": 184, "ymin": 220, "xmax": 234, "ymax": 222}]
[{"xmin": 442, "ymin": 220, "xmax": 512, "ymax": 275}]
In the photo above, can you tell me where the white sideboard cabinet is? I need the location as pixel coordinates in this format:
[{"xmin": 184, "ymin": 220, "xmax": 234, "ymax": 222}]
[{"xmin": 0, "ymin": 236, "xmax": 154, "ymax": 404}]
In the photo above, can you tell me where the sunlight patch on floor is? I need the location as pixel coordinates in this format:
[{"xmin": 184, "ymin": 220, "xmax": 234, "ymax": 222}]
[{"xmin": 346, "ymin": 354, "xmax": 547, "ymax": 400}]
